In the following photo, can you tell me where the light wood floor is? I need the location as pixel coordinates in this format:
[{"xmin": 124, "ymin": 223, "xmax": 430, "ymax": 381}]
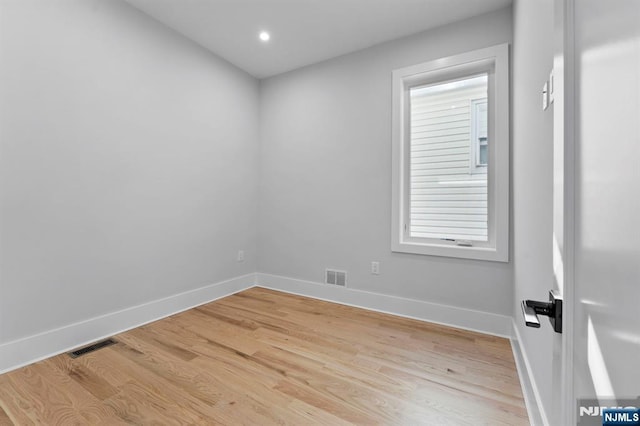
[{"xmin": 0, "ymin": 288, "xmax": 528, "ymax": 425}]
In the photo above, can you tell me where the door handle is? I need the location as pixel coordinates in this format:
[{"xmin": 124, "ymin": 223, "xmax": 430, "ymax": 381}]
[{"xmin": 521, "ymin": 290, "xmax": 563, "ymax": 333}]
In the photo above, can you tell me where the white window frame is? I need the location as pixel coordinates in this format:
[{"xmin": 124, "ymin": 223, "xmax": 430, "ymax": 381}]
[{"xmin": 391, "ymin": 44, "xmax": 509, "ymax": 262}]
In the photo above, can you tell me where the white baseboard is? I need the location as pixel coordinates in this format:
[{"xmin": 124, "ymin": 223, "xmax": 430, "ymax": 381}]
[
  {"xmin": 511, "ymin": 319, "xmax": 549, "ymax": 426},
  {"xmin": 256, "ymin": 273, "xmax": 512, "ymax": 338},
  {"xmin": 0, "ymin": 273, "xmax": 257, "ymax": 374}
]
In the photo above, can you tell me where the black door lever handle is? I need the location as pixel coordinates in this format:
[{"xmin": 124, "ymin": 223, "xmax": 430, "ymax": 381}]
[{"xmin": 521, "ymin": 290, "xmax": 563, "ymax": 333}]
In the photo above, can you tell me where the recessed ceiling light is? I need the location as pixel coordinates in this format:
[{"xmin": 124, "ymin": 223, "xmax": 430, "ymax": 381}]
[{"xmin": 259, "ymin": 31, "xmax": 270, "ymax": 42}]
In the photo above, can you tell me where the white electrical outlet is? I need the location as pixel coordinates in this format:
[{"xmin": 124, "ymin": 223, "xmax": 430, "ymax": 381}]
[
  {"xmin": 237, "ymin": 250, "xmax": 245, "ymax": 262},
  {"xmin": 371, "ymin": 261, "xmax": 380, "ymax": 275}
]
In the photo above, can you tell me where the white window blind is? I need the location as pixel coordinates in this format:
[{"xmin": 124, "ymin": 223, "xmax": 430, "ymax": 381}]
[{"xmin": 408, "ymin": 75, "xmax": 488, "ymax": 242}]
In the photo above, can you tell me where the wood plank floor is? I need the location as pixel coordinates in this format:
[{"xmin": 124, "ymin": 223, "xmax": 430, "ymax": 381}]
[{"xmin": 0, "ymin": 288, "xmax": 529, "ymax": 425}]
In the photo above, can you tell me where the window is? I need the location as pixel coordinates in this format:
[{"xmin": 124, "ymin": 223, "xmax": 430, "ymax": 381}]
[
  {"xmin": 391, "ymin": 44, "xmax": 509, "ymax": 262},
  {"xmin": 471, "ymin": 98, "xmax": 488, "ymax": 171}
]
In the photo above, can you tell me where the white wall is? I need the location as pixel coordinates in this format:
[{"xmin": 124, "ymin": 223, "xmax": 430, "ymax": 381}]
[
  {"xmin": 512, "ymin": 0, "xmax": 556, "ymax": 422},
  {"xmin": 0, "ymin": 0, "xmax": 259, "ymax": 344},
  {"xmin": 258, "ymin": 8, "xmax": 513, "ymax": 315}
]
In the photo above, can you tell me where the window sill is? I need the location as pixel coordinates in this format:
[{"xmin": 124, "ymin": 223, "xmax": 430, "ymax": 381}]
[{"xmin": 391, "ymin": 240, "xmax": 508, "ymax": 262}]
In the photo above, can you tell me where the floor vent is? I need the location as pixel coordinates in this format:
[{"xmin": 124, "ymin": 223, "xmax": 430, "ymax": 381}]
[
  {"xmin": 325, "ymin": 269, "xmax": 347, "ymax": 286},
  {"xmin": 69, "ymin": 338, "xmax": 117, "ymax": 358}
]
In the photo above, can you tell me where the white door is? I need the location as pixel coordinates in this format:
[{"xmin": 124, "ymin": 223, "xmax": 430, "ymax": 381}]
[{"xmin": 559, "ymin": 1, "xmax": 640, "ymax": 425}]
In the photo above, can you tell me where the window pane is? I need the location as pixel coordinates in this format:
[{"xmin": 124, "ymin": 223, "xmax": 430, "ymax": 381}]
[
  {"xmin": 479, "ymin": 143, "xmax": 488, "ymax": 165},
  {"xmin": 409, "ymin": 74, "xmax": 488, "ymax": 242},
  {"xmin": 474, "ymin": 101, "xmax": 488, "ymax": 167}
]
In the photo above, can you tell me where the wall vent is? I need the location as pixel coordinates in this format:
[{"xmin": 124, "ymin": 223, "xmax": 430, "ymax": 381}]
[
  {"xmin": 325, "ymin": 269, "xmax": 347, "ymax": 286},
  {"xmin": 69, "ymin": 338, "xmax": 117, "ymax": 358}
]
